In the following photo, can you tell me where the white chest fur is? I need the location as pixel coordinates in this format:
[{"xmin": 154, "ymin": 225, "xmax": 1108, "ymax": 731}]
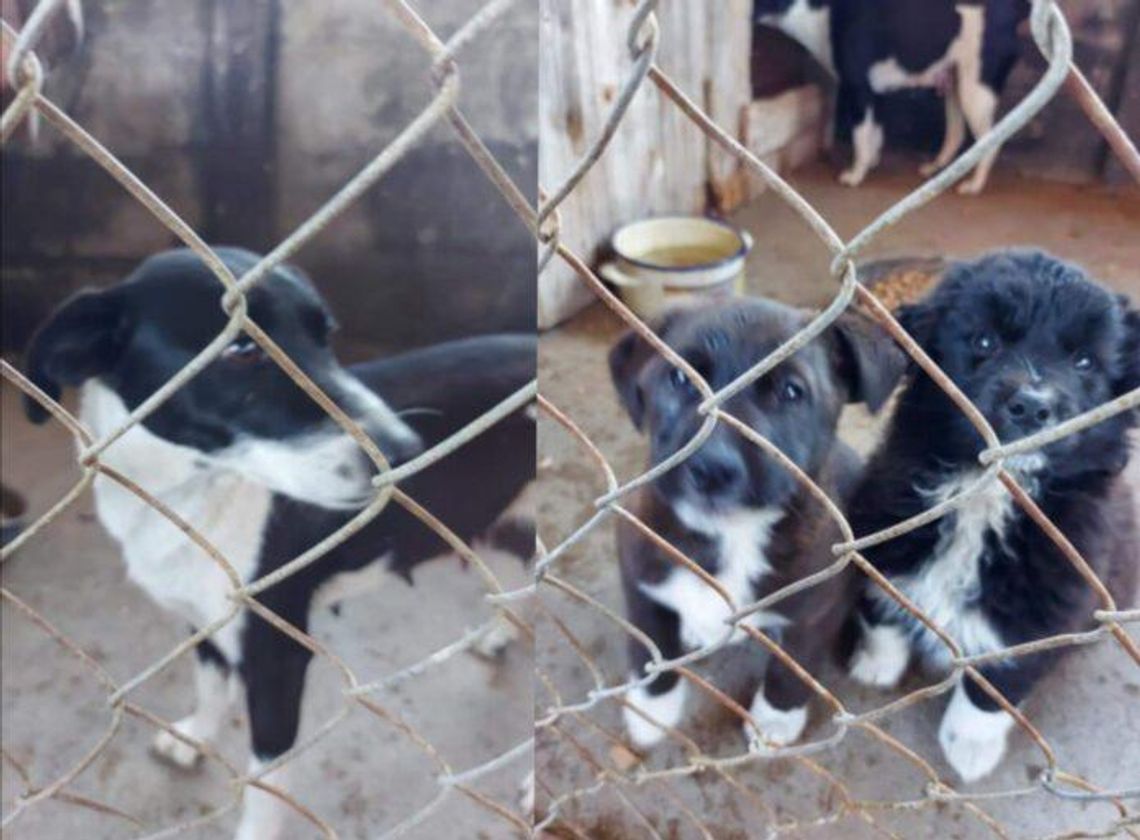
[
  {"xmin": 640, "ymin": 506, "xmax": 786, "ymax": 651},
  {"xmin": 872, "ymin": 470, "xmax": 1016, "ymax": 667},
  {"xmin": 80, "ymin": 382, "xmax": 270, "ymax": 659}
]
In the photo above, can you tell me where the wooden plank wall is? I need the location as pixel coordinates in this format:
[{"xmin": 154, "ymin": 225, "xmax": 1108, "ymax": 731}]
[
  {"xmin": 533, "ymin": 1, "xmax": 1138, "ymax": 327},
  {"xmin": 538, "ymin": 0, "xmax": 751, "ymax": 328}
]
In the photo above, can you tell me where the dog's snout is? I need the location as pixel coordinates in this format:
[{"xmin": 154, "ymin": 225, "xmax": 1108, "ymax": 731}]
[
  {"xmin": 1003, "ymin": 387, "xmax": 1055, "ymax": 433},
  {"xmin": 686, "ymin": 447, "xmax": 745, "ymax": 497}
]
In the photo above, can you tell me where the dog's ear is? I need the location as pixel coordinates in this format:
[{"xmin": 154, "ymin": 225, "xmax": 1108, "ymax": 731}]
[
  {"xmin": 279, "ymin": 261, "xmax": 338, "ymax": 344},
  {"xmin": 23, "ymin": 289, "xmax": 130, "ymax": 424},
  {"xmin": 1115, "ymin": 294, "xmax": 1140, "ymax": 397},
  {"xmin": 608, "ymin": 310, "xmax": 682, "ymax": 430},
  {"xmin": 827, "ymin": 310, "xmax": 907, "ymax": 413},
  {"xmin": 894, "ymin": 296, "xmax": 940, "ymax": 352}
]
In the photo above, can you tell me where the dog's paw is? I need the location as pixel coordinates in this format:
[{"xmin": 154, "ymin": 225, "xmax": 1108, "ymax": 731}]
[
  {"xmin": 744, "ymin": 689, "xmax": 807, "ymax": 753},
  {"xmin": 939, "ymin": 685, "xmax": 1014, "ymax": 783},
  {"xmin": 939, "ymin": 717, "xmax": 1007, "ymax": 782},
  {"xmin": 956, "ymin": 176, "xmax": 986, "ymax": 196},
  {"xmin": 918, "ymin": 159, "xmax": 944, "ymax": 177},
  {"xmin": 622, "ymin": 679, "xmax": 688, "ymax": 749},
  {"xmin": 848, "ymin": 623, "xmax": 910, "ymax": 689},
  {"xmin": 518, "ymin": 770, "xmax": 535, "ymax": 817},
  {"xmin": 152, "ymin": 719, "xmax": 204, "ymax": 770},
  {"xmin": 838, "ymin": 168, "xmax": 865, "ymax": 187},
  {"xmin": 471, "ymin": 618, "xmax": 518, "ymax": 660}
]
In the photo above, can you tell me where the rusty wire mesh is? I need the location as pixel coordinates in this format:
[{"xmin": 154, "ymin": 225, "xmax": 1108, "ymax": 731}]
[
  {"xmin": 1, "ymin": 0, "xmax": 539, "ymax": 836},
  {"xmin": 534, "ymin": 0, "xmax": 1140, "ymax": 837}
]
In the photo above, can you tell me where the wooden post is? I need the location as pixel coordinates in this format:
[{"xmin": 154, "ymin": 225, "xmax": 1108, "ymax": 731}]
[
  {"xmin": 199, "ymin": 0, "xmax": 278, "ymax": 250},
  {"xmin": 538, "ymin": 0, "xmax": 753, "ymax": 328}
]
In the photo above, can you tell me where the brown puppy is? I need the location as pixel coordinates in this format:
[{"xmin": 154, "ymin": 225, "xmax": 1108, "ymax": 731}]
[{"xmin": 609, "ymin": 297, "xmax": 903, "ymax": 751}]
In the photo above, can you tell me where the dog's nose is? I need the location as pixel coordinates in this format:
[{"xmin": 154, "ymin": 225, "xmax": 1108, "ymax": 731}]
[
  {"xmin": 687, "ymin": 450, "xmax": 745, "ymax": 497},
  {"xmin": 1003, "ymin": 387, "xmax": 1055, "ymax": 433}
]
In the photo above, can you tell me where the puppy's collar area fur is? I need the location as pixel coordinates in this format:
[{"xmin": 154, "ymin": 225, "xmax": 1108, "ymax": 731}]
[
  {"xmin": 82, "ymin": 378, "xmax": 383, "ymax": 511},
  {"xmin": 670, "ymin": 499, "xmax": 785, "ymax": 542}
]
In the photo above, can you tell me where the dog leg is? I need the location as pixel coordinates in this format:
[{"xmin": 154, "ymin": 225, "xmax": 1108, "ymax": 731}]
[
  {"xmin": 622, "ymin": 594, "xmax": 688, "ymax": 748},
  {"xmin": 471, "ymin": 614, "xmax": 519, "ymax": 660},
  {"xmin": 940, "ymin": 654, "xmax": 1052, "ymax": 782},
  {"xmin": 485, "ymin": 515, "xmax": 536, "ymax": 563},
  {"xmin": 470, "ymin": 517, "xmax": 533, "ymax": 660},
  {"xmin": 235, "ymin": 758, "xmax": 293, "ymax": 840},
  {"xmin": 939, "ymin": 681, "xmax": 1014, "ymax": 783},
  {"xmin": 153, "ymin": 637, "xmax": 233, "ymax": 769},
  {"xmin": 839, "ymin": 106, "xmax": 883, "ymax": 187},
  {"xmin": 920, "ymin": 92, "xmax": 965, "ymax": 177},
  {"xmin": 624, "ymin": 675, "xmax": 689, "ymax": 750},
  {"xmin": 518, "ymin": 770, "xmax": 535, "ymax": 819},
  {"xmin": 235, "ymin": 615, "xmax": 314, "ymax": 840},
  {"xmin": 848, "ymin": 617, "xmax": 910, "ymax": 689},
  {"xmin": 745, "ymin": 686, "xmax": 808, "ymax": 753},
  {"xmin": 745, "ymin": 625, "xmax": 820, "ymax": 752},
  {"xmin": 956, "ymin": 77, "xmax": 999, "ymax": 194}
]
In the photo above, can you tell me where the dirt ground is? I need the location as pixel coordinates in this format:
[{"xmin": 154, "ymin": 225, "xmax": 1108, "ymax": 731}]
[
  {"xmin": 0, "ymin": 383, "xmax": 532, "ymax": 838},
  {"xmin": 535, "ymin": 163, "xmax": 1140, "ymax": 838}
]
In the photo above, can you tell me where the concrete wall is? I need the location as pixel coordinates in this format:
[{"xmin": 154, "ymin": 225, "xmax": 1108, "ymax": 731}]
[{"xmin": 1, "ymin": 0, "xmax": 536, "ymax": 356}]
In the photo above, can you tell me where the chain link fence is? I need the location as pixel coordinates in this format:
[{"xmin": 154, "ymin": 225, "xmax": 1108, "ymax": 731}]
[
  {"xmin": 1, "ymin": 0, "xmax": 539, "ymax": 836},
  {"xmin": 535, "ymin": 0, "xmax": 1140, "ymax": 836}
]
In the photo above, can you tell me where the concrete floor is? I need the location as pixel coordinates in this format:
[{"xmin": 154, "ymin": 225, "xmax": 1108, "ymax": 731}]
[
  {"xmin": 0, "ymin": 383, "xmax": 532, "ymax": 839},
  {"xmin": 535, "ymin": 164, "xmax": 1140, "ymax": 838}
]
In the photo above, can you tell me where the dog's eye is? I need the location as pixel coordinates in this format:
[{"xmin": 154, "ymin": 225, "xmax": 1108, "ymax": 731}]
[
  {"xmin": 669, "ymin": 366, "xmax": 697, "ymax": 395},
  {"xmin": 780, "ymin": 379, "xmax": 805, "ymax": 403},
  {"xmin": 1073, "ymin": 352, "xmax": 1094, "ymax": 371},
  {"xmin": 973, "ymin": 332, "xmax": 999, "ymax": 356},
  {"xmin": 220, "ymin": 336, "xmax": 264, "ymax": 364}
]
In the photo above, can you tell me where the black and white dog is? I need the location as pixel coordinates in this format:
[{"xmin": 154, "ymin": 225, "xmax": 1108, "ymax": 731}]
[
  {"xmin": 754, "ymin": 0, "xmax": 1027, "ymax": 192},
  {"xmin": 847, "ymin": 251, "xmax": 1139, "ymax": 782},
  {"xmin": 24, "ymin": 247, "xmax": 535, "ymax": 838},
  {"xmin": 609, "ymin": 299, "xmax": 902, "ymax": 751}
]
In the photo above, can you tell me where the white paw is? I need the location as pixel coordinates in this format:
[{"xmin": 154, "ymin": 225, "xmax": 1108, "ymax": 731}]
[
  {"xmin": 744, "ymin": 689, "xmax": 807, "ymax": 753},
  {"xmin": 919, "ymin": 159, "xmax": 944, "ymax": 177},
  {"xmin": 956, "ymin": 177, "xmax": 986, "ymax": 196},
  {"xmin": 151, "ymin": 718, "xmax": 204, "ymax": 769},
  {"xmin": 234, "ymin": 810, "xmax": 286, "ymax": 840},
  {"xmin": 622, "ymin": 679, "xmax": 688, "ymax": 749},
  {"xmin": 939, "ymin": 684, "xmax": 1014, "ymax": 783},
  {"xmin": 236, "ymin": 760, "xmax": 291, "ymax": 840},
  {"xmin": 838, "ymin": 168, "xmax": 865, "ymax": 187},
  {"xmin": 471, "ymin": 618, "xmax": 518, "ymax": 660},
  {"xmin": 939, "ymin": 718, "xmax": 1007, "ymax": 782},
  {"xmin": 849, "ymin": 622, "xmax": 910, "ymax": 689},
  {"xmin": 518, "ymin": 770, "xmax": 534, "ymax": 817}
]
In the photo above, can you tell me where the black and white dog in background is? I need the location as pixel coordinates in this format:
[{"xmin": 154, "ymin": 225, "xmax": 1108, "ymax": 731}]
[
  {"xmin": 754, "ymin": 0, "xmax": 1028, "ymax": 192},
  {"xmin": 847, "ymin": 251, "xmax": 1138, "ymax": 782},
  {"xmin": 24, "ymin": 247, "xmax": 535, "ymax": 839}
]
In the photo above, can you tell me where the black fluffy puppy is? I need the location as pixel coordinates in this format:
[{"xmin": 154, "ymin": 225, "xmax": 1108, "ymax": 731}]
[{"xmin": 847, "ymin": 250, "xmax": 1139, "ymax": 782}]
